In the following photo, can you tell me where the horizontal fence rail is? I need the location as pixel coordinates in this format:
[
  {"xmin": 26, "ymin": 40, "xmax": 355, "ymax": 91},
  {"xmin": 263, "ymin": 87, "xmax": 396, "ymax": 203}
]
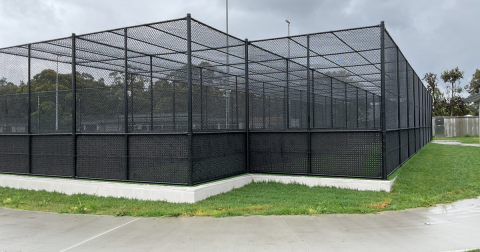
[{"xmin": 0, "ymin": 15, "xmax": 432, "ymax": 185}]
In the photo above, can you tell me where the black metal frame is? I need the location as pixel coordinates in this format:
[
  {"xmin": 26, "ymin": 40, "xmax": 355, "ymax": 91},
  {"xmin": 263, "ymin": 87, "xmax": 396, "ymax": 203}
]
[{"xmin": 0, "ymin": 15, "xmax": 432, "ymax": 185}]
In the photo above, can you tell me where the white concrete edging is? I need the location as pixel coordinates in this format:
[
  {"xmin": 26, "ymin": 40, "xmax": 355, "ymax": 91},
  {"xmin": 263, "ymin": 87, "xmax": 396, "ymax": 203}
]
[{"xmin": 0, "ymin": 173, "xmax": 396, "ymax": 204}]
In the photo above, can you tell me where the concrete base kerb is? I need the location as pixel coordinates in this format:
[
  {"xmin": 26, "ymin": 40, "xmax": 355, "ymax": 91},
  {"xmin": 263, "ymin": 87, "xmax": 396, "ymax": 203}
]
[{"xmin": 0, "ymin": 174, "xmax": 396, "ymax": 203}]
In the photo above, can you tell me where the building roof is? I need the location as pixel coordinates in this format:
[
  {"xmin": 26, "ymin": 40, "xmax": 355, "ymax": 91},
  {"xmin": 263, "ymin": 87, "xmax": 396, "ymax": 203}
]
[{"xmin": 465, "ymin": 93, "xmax": 480, "ymax": 103}]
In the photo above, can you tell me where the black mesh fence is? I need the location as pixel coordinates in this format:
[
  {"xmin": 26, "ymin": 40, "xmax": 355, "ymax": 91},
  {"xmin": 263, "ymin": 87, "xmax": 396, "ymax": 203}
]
[{"xmin": 0, "ymin": 16, "xmax": 431, "ymax": 184}]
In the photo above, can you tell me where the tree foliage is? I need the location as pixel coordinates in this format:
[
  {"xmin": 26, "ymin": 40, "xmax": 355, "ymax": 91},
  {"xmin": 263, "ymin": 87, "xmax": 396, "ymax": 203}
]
[
  {"xmin": 464, "ymin": 69, "xmax": 480, "ymax": 95},
  {"xmin": 440, "ymin": 67, "xmax": 464, "ymax": 101}
]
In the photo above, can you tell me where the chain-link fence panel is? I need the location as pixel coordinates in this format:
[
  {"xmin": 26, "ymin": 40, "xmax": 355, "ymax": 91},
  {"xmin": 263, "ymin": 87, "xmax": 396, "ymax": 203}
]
[
  {"xmin": 0, "ymin": 135, "xmax": 29, "ymax": 173},
  {"xmin": 250, "ymin": 132, "xmax": 308, "ymax": 174},
  {"xmin": 129, "ymin": 135, "xmax": 188, "ymax": 184},
  {"xmin": 0, "ymin": 47, "xmax": 29, "ymax": 134},
  {"xmin": 311, "ymin": 132, "xmax": 382, "ymax": 178}
]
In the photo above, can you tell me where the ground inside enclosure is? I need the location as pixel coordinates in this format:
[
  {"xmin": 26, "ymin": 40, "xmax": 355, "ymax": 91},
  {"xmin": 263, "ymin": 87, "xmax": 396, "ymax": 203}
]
[{"xmin": 1, "ymin": 197, "xmax": 480, "ymax": 252}]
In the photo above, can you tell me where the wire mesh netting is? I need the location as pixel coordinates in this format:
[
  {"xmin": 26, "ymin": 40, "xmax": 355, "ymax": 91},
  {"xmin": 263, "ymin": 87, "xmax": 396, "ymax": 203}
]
[{"xmin": 0, "ymin": 16, "xmax": 432, "ymax": 184}]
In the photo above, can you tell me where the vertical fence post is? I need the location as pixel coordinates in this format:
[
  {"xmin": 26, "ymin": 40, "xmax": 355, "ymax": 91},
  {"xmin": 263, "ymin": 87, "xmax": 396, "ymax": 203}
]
[
  {"xmin": 330, "ymin": 78, "xmax": 333, "ymax": 128},
  {"xmin": 406, "ymin": 63, "xmax": 410, "ymax": 156},
  {"xmin": 396, "ymin": 47, "xmax": 402, "ymax": 164},
  {"xmin": 373, "ymin": 95, "xmax": 376, "ymax": 128},
  {"xmin": 356, "ymin": 87, "xmax": 359, "ymax": 128},
  {"xmin": 172, "ymin": 82, "xmax": 176, "ymax": 130},
  {"xmin": 306, "ymin": 35, "xmax": 312, "ymax": 175},
  {"xmin": 200, "ymin": 68, "xmax": 203, "ymax": 130},
  {"xmin": 344, "ymin": 83, "xmax": 347, "ymax": 128},
  {"xmin": 413, "ymin": 73, "xmax": 416, "ymax": 153},
  {"xmin": 186, "ymin": 13, "xmax": 194, "ymax": 186},
  {"xmin": 123, "ymin": 28, "xmax": 129, "ymax": 181},
  {"xmin": 236, "ymin": 76, "xmax": 238, "ymax": 129},
  {"xmin": 286, "ymin": 59, "xmax": 289, "ymax": 129},
  {"xmin": 311, "ymin": 70, "xmax": 315, "ymax": 129},
  {"xmin": 262, "ymin": 82, "xmax": 265, "ymax": 129},
  {"xmin": 380, "ymin": 21, "xmax": 387, "ymax": 180},
  {"xmin": 245, "ymin": 38, "xmax": 250, "ymax": 173},
  {"xmin": 27, "ymin": 44, "xmax": 32, "ymax": 174},
  {"xmin": 71, "ymin": 34, "xmax": 77, "ymax": 178},
  {"xmin": 150, "ymin": 56, "xmax": 154, "ymax": 131}
]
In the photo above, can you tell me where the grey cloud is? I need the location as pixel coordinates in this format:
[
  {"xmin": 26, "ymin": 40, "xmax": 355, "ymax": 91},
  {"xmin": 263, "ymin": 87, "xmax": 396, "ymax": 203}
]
[{"xmin": 0, "ymin": 0, "xmax": 478, "ymax": 97}]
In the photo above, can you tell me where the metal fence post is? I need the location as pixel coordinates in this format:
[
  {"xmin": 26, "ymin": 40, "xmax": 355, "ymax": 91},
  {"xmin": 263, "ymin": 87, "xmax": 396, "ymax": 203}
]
[
  {"xmin": 27, "ymin": 44, "xmax": 32, "ymax": 174},
  {"xmin": 187, "ymin": 13, "xmax": 194, "ymax": 186},
  {"xmin": 236, "ymin": 76, "xmax": 239, "ymax": 129},
  {"xmin": 311, "ymin": 69, "xmax": 315, "ymax": 128},
  {"xmin": 286, "ymin": 59, "xmax": 289, "ymax": 129},
  {"xmin": 330, "ymin": 78, "xmax": 333, "ymax": 128},
  {"xmin": 306, "ymin": 34, "xmax": 312, "ymax": 175},
  {"xmin": 245, "ymin": 38, "xmax": 250, "ymax": 173},
  {"xmin": 173, "ymin": 82, "xmax": 176, "ymax": 130},
  {"xmin": 356, "ymin": 87, "xmax": 359, "ymax": 128},
  {"xmin": 123, "ymin": 28, "xmax": 129, "ymax": 181},
  {"xmin": 262, "ymin": 82, "xmax": 265, "ymax": 129},
  {"xmin": 380, "ymin": 21, "xmax": 387, "ymax": 180},
  {"xmin": 396, "ymin": 47, "xmax": 402, "ymax": 164},
  {"xmin": 200, "ymin": 68, "xmax": 203, "ymax": 130},
  {"xmin": 344, "ymin": 83, "xmax": 347, "ymax": 128},
  {"xmin": 150, "ymin": 56, "xmax": 154, "ymax": 131},
  {"xmin": 71, "ymin": 34, "xmax": 77, "ymax": 178},
  {"xmin": 406, "ymin": 62, "xmax": 410, "ymax": 156}
]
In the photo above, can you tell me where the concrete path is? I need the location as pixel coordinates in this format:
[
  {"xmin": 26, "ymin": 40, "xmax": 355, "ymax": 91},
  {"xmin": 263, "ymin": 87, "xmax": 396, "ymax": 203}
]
[
  {"xmin": 1, "ymin": 197, "xmax": 480, "ymax": 252},
  {"xmin": 432, "ymin": 140, "xmax": 480, "ymax": 147}
]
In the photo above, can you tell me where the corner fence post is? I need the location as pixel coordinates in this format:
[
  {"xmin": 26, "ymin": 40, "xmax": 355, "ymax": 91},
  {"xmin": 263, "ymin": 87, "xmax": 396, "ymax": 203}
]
[
  {"xmin": 71, "ymin": 34, "xmax": 77, "ymax": 178},
  {"xmin": 124, "ymin": 28, "xmax": 129, "ymax": 181},
  {"xmin": 187, "ymin": 14, "xmax": 194, "ymax": 186},
  {"xmin": 380, "ymin": 21, "xmax": 387, "ymax": 180},
  {"xmin": 396, "ymin": 47, "xmax": 402, "ymax": 165},
  {"xmin": 245, "ymin": 38, "xmax": 250, "ymax": 173},
  {"xmin": 27, "ymin": 44, "xmax": 32, "ymax": 174},
  {"xmin": 306, "ymin": 35, "xmax": 312, "ymax": 175}
]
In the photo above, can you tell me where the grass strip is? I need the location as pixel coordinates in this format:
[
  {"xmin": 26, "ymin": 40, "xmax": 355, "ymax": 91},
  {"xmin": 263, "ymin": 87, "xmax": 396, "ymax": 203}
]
[{"xmin": 1, "ymin": 142, "xmax": 479, "ymax": 217}]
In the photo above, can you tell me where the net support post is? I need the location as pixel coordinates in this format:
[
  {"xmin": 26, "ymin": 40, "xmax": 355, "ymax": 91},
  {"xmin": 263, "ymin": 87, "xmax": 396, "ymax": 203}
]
[
  {"xmin": 187, "ymin": 13, "xmax": 194, "ymax": 186},
  {"xmin": 396, "ymin": 47, "xmax": 402, "ymax": 166},
  {"xmin": 27, "ymin": 44, "xmax": 32, "ymax": 174},
  {"xmin": 245, "ymin": 38, "xmax": 250, "ymax": 173},
  {"xmin": 150, "ymin": 56, "xmax": 154, "ymax": 131},
  {"xmin": 380, "ymin": 21, "xmax": 387, "ymax": 180},
  {"xmin": 306, "ymin": 35, "xmax": 312, "ymax": 175},
  {"xmin": 71, "ymin": 34, "xmax": 77, "ymax": 178},
  {"xmin": 123, "ymin": 28, "xmax": 129, "ymax": 181}
]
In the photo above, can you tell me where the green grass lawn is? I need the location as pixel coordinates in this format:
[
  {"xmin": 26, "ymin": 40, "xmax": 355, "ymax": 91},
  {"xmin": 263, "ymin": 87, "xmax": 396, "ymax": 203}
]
[
  {"xmin": 433, "ymin": 135, "xmax": 480, "ymax": 144},
  {"xmin": 1, "ymin": 142, "xmax": 480, "ymax": 217}
]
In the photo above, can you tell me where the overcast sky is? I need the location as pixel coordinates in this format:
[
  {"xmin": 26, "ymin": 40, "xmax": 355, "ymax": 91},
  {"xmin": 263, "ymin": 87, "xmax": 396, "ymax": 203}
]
[{"xmin": 0, "ymin": 0, "xmax": 478, "ymax": 97}]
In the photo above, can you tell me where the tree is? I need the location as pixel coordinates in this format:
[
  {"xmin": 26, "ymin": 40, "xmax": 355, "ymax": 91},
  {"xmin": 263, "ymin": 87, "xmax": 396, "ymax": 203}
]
[
  {"xmin": 463, "ymin": 69, "xmax": 480, "ymax": 116},
  {"xmin": 440, "ymin": 67, "xmax": 464, "ymax": 116},
  {"xmin": 464, "ymin": 69, "xmax": 480, "ymax": 95},
  {"xmin": 440, "ymin": 67, "xmax": 464, "ymax": 101},
  {"xmin": 423, "ymin": 72, "xmax": 439, "ymax": 115},
  {"xmin": 0, "ymin": 77, "xmax": 18, "ymax": 95}
]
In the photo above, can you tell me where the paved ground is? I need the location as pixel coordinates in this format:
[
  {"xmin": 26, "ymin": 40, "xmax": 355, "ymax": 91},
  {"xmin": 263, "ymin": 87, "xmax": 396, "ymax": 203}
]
[
  {"xmin": 432, "ymin": 140, "xmax": 480, "ymax": 147},
  {"xmin": 1, "ymin": 197, "xmax": 480, "ymax": 252}
]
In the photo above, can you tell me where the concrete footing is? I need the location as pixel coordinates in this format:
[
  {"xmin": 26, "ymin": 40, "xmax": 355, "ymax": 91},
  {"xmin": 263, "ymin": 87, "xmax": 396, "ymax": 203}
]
[{"xmin": 0, "ymin": 174, "xmax": 396, "ymax": 203}]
